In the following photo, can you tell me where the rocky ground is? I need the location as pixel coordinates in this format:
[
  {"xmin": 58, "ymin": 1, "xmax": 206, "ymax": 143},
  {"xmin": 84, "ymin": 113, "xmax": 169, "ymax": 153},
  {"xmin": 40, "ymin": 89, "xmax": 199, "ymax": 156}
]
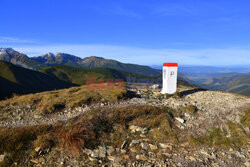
[
  {"xmin": 0, "ymin": 87, "xmax": 249, "ymax": 166},
  {"xmin": 1, "ymin": 87, "xmax": 249, "ymax": 128}
]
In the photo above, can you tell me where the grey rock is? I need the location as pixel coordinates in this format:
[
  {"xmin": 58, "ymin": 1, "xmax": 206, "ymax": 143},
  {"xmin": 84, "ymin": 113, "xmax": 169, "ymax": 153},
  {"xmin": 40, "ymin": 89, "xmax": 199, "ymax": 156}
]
[
  {"xmin": 140, "ymin": 143, "xmax": 149, "ymax": 150},
  {"xmin": 0, "ymin": 154, "xmax": 5, "ymax": 162},
  {"xmin": 159, "ymin": 143, "xmax": 173, "ymax": 150},
  {"xmin": 121, "ymin": 140, "xmax": 128, "ymax": 149},
  {"xmin": 175, "ymin": 117, "xmax": 185, "ymax": 124},
  {"xmin": 149, "ymin": 144, "xmax": 158, "ymax": 150},
  {"xmin": 129, "ymin": 140, "xmax": 140, "ymax": 147},
  {"xmin": 107, "ymin": 146, "xmax": 114, "ymax": 155}
]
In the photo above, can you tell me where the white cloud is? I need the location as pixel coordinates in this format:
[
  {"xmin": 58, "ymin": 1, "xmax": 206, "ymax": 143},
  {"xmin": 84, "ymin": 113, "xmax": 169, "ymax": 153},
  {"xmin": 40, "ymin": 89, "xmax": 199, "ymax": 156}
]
[
  {"xmin": 0, "ymin": 37, "xmax": 36, "ymax": 44},
  {"xmin": 12, "ymin": 44, "xmax": 250, "ymax": 66}
]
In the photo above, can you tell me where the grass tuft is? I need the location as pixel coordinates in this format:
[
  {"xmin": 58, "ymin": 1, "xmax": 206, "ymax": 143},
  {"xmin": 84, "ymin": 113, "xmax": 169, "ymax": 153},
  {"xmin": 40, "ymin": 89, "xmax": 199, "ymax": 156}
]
[
  {"xmin": 182, "ymin": 105, "xmax": 198, "ymax": 114},
  {"xmin": 240, "ymin": 107, "xmax": 250, "ymax": 127}
]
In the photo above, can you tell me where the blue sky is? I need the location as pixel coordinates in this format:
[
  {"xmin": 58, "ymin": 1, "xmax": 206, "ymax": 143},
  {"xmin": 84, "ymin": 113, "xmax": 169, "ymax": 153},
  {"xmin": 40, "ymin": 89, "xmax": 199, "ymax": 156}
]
[{"xmin": 1, "ymin": 0, "xmax": 250, "ymax": 66}]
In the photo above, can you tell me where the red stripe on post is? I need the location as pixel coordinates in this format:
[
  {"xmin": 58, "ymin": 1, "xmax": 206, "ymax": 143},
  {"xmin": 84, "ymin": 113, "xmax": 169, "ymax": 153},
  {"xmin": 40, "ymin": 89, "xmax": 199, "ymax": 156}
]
[{"xmin": 163, "ymin": 63, "xmax": 178, "ymax": 67}]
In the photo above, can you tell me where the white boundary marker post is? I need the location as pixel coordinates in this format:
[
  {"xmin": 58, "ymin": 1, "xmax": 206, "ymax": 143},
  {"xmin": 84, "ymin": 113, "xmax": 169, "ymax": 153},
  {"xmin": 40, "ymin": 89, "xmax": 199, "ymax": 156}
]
[{"xmin": 161, "ymin": 63, "xmax": 178, "ymax": 94}]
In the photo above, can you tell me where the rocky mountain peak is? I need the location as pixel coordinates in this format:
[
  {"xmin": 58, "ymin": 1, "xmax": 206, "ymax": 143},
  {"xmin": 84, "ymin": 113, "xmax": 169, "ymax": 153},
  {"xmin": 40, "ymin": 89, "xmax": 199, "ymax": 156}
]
[
  {"xmin": 41, "ymin": 52, "xmax": 55, "ymax": 58},
  {"xmin": 82, "ymin": 56, "xmax": 105, "ymax": 61},
  {"xmin": 0, "ymin": 47, "xmax": 16, "ymax": 53},
  {"xmin": 54, "ymin": 52, "xmax": 81, "ymax": 59}
]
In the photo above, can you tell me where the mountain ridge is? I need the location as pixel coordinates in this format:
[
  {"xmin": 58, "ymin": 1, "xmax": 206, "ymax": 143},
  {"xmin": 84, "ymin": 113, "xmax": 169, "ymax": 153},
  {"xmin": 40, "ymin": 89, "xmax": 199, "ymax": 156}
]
[
  {"xmin": 0, "ymin": 48, "xmax": 45, "ymax": 69},
  {"xmin": 0, "ymin": 48, "xmax": 161, "ymax": 76}
]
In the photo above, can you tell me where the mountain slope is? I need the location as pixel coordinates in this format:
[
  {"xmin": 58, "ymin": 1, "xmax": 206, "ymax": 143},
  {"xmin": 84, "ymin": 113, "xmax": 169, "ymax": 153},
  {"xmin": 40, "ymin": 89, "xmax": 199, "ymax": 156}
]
[
  {"xmin": 39, "ymin": 65, "xmax": 194, "ymax": 88},
  {"xmin": 0, "ymin": 48, "xmax": 45, "ymax": 69},
  {"xmin": 197, "ymin": 74, "xmax": 250, "ymax": 96},
  {"xmin": 79, "ymin": 56, "xmax": 161, "ymax": 76},
  {"xmin": 0, "ymin": 62, "xmax": 165, "ymax": 99},
  {"xmin": 32, "ymin": 53, "xmax": 161, "ymax": 76},
  {"xmin": 39, "ymin": 65, "xmax": 129, "ymax": 85},
  {"xmin": 1, "ymin": 48, "xmax": 161, "ymax": 76},
  {"xmin": 0, "ymin": 61, "xmax": 75, "ymax": 99}
]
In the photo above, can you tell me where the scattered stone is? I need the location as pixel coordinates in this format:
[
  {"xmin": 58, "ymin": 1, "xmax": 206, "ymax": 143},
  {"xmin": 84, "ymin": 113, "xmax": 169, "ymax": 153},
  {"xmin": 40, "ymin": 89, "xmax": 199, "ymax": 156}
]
[
  {"xmin": 200, "ymin": 150, "xmax": 210, "ymax": 157},
  {"xmin": 121, "ymin": 140, "xmax": 128, "ymax": 149},
  {"xmin": 91, "ymin": 150, "xmax": 99, "ymax": 158},
  {"xmin": 175, "ymin": 117, "xmax": 185, "ymax": 124},
  {"xmin": 121, "ymin": 149, "xmax": 126, "ymax": 154},
  {"xmin": 83, "ymin": 148, "xmax": 92, "ymax": 155},
  {"xmin": 140, "ymin": 134, "xmax": 146, "ymax": 138},
  {"xmin": 35, "ymin": 147, "xmax": 41, "ymax": 152},
  {"xmin": 107, "ymin": 156, "xmax": 116, "ymax": 161},
  {"xmin": 136, "ymin": 154, "xmax": 147, "ymax": 161},
  {"xmin": 244, "ymin": 161, "xmax": 250, "ymax": 167},
  {"xmin": 107, "ymin": 146, "xmax": 114, "ymax": 155},
  {"xmin": 140, "ymin": 143, "xmax": 149, "ymax": 150},
  {"xmin": 0, "ymin": 154, "xmax": 6, "ymax": 163},
  {"xmin": 159, "ymin": 143, "xmax": 173, "ymax": 150},
  {"xmin": 98, "ymin": 148, "xmax": 106, "ymax": 158},
  {"xmin": 189, "ymin": 156, "xmax": 196, "ymax": 161},
  {"xmin": 129, "ymin": 140, "xmax": 140, "ymax": 147},
  {"xmin": 30, "ymin": 159, "xmax": 39, "ymax": 164},
  {"xmin": 89, "ymin": 157, "xmax": 97, "ymax": 162},
  {"xmin": 129, "ymin": 125, "xmax": 148, "ymax": 134},
  {"xmin": 129, "ymin": 147, "xmax": 137, "ymax": 153},
  {"xmin": 149, "ymin": 144, "xmax": 158, "ymax": 150},
  {"xmin": 162, "ymin": 152, "xmax": 171, "ymax": 157},
  {"xmin": 34, "ymin": 115, "xmax": 42, "ymax": 119},
  {"xmin": 123, "ymin": 154, "xmax": 129, "ymax": 159}
]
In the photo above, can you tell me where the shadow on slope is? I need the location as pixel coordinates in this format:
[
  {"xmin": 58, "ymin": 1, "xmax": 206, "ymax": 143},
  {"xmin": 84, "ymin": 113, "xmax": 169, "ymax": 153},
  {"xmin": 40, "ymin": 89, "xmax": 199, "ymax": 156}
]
[
  {"xmin": 180, "ymin": 88, "xmax": 207, "ymax": 96},
  {"xmin": 0, "ymin": 61, "xmax": 76, "ymax": 100}
]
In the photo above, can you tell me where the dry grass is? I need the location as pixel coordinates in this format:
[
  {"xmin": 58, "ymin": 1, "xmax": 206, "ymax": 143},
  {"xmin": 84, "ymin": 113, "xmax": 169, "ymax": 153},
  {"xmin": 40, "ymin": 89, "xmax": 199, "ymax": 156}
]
[
  {"xmin": 0, "ymin": 125, "xmax": 52, "ymax": 166},
  {"xmin": 56, "ymin": 105, "xmax": 176, "ymax": 150},
  {"xmin": 0, "ymin": 104, "xmax": 249, "ymax": 165},
  {"xmin": 241, "ymin": 106, "xmax": 250, "ymax": 127},
  {"xmin": 33, "ymin": 133, "xmax": 55, "ymax": 152},
  {"xmin": 59, "ymin": 124, "xmax": 95, "ymax": 155},
  {"xmin": 157, "ymin": 91, "xmax": 182, "ymax": 100},
  {"xmin": 0, "ymin": 84, "xmax": 127, "ymax": 115},
  {"xmin": 188, "ymin": 121, "xmax": 249, "ymax": 148}
]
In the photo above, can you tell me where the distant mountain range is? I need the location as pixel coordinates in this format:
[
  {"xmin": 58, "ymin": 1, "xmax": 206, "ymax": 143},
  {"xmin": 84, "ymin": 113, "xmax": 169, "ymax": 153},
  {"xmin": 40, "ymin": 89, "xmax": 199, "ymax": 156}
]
[
  {"xmin": 168, "ymin": 65, "xmax": 250, "ymax": 97},
  {"xmin": 34, "ymin": 54, "xmax": 161, "ymax": 76},
  {"xmin": 178, "ymin": 65, "xmax": 250, "ymax": 74},
  {"xmin": 151, "ymin": 65, "xmax": 250, "ymax": 74},
  {"xmin": 0, "ymin": 48, "xmax": 161, "ymax": 76}
]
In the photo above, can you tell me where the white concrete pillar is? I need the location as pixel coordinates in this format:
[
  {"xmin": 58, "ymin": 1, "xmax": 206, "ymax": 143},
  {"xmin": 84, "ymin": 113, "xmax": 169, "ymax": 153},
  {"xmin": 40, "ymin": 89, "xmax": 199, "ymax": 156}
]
[{"xmin": 161, "ymin": 63, "xmax": 178, "ymax": 94}]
